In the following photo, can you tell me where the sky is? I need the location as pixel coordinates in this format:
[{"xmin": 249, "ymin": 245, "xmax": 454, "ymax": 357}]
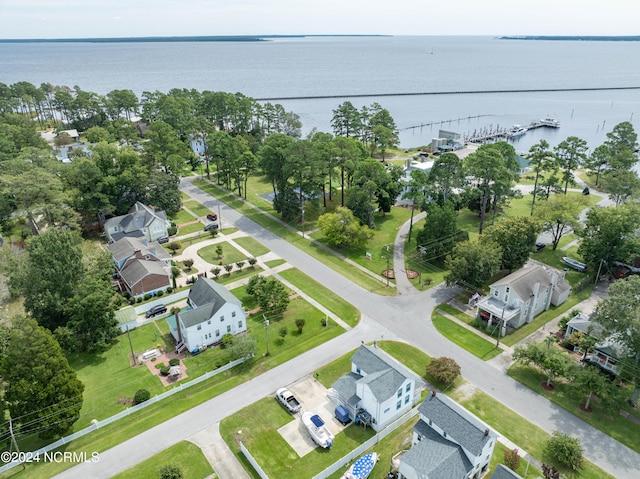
[{"xmin": 0, "ymin": 0, "xmax": 637, "ymax": 39}]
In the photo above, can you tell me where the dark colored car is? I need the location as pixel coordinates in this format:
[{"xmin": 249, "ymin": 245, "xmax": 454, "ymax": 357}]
[
  {"xmin": 535, "ymin": 242, "xmax": 546, "ymax": 251},
  {"xmin": 145, "ymin": 304, "xmax": 167, "ymax": 318},
  {"xmin": 204, "ymin": 223, "xmax": 219, "ymax": 232},
  {"xmin": 206, "ymin": 212, "xmax": 218, "ymax": 221},
  {"xmin": 157, "ymin": 236, "xmax": 169, "ymax": 244}
]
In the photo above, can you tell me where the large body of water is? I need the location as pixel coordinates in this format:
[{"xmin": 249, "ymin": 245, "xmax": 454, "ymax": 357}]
[{"xmin": 2, "ymin": 35, "xmax": 640, "ymax": 152}]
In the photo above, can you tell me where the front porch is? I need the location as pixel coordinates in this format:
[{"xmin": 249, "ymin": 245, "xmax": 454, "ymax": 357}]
[
  {"xmin": 588, "ymin": 348, "xmax": 619, "ymax": 374},
  {"xmin": 476, "ymin": 296, "xmax": 521, "ymax": 337}
]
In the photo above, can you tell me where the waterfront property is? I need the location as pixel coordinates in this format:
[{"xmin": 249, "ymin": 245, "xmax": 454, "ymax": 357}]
[
  {"xmin": 397, "ymin": 391, "xmax": 497, "ymax": 479},
  {"xmin": 330, "ymin": 345, "xmax": 425, "ymax": 431}
]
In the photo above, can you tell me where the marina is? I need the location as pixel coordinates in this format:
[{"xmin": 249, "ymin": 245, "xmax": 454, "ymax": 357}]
[{"xmin": 464, "ymin": 117, "xmax": 561, "ymax": 144}]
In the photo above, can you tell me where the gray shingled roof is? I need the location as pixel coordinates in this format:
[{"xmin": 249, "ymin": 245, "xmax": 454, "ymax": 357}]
[
  {"xmin": 179, "ymin": 303, "xmax": 216, "ymax": 329},
  {"xmin": 120, "ymin": 259, "xmax": 170, "ymax": 288},
  {"xmin": 492, "ymin": 262, "xmax": 570, "ymax": 301},
  {"xmin": 189, "ymin": 277, "xmax": 242, "ymax": 308},
  {"xmin": 490, "ymin": 464, "xmax": 524, "ymax": 479},
  {"xmin": 360, "ymin": 368, "xmax": 406, "ymax": 402},
  {"xmin": 418, "ymin": 393, "xmax": 495, "ymax": 456},
  {"xmin": 351, "ymin": 345, "xmax": 426, "ymax": 389},
  {"xmin": 105, "ymin": 202, "xmax": 167, "ymax": 241},
  {"xmin": 332, "ymin": 372, "xmax": 361, "ymax": 405},
  {"xmin": 107, "ymin": 237, "xmax": 170, "ymax": 263},
  {"xmin": 401, "ymin": 421, "xmax": 472, "ymax": 479}
]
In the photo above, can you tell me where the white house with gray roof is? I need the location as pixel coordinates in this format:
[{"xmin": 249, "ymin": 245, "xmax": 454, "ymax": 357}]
[
  {"xmin": 104, "ymin": 202, "xmax": 170, "ymax": 243},
  {"xmin": 489, "ymin": 464, "xmax": 524, "ymax": 479},
  {"xmin": 398, "ymin": 392, "xmax": 497, "ymax": 479},
  {"xmin": 166, "ymin": 277, "xmax": 246, "ymax": 354},
  {"xmin": 330, "ymin": 345, "xmax": 425, "ymax": 431},
  {"xmin": 475, "ymin": 261, "xmax": 571, "ymax": 335}
]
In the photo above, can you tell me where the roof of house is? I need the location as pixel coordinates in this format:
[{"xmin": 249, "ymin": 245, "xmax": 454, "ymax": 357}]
[
  {"xmin": 120, "ymin": 259, "xmax": 170, "ymax": 288},
  {"xmin": 418, "ymin": 393, "xmax": 495, "ymax": 456},
  {"xmin": 490, "ymin": 464, "xmax": 524, "ymax": 479},
  {"xmin": 359, "ymin": 368, "xmax": 407, "ymax": 402},
  {"xmin": 180, "ymin": 277, "xmax": 243, "ymax": 329},
  {"xmin": 492, "ymin": 262, "xmax": 570, "ymax": 300},
  {"xmin": 106, "ymin": 237, "xmax": 171, "ymax": 263},
  {"xmin": 332, "ymin": 372, "xmax": 361, "ymax": 407},
  {"xmin": 401, "ymin": 420, "xmax": 473, "ymax": 479},
  {"xmin": 104, "ymin": 202, "xmax": 168, "ymax": 241},
  {"xmin": 351, "ymin": 345, "xmax": 426, "ymax": 388}
]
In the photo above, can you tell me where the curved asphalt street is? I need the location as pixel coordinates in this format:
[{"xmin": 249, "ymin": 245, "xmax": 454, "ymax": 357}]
[{"xmin": 55, "ymin": 177, "xmax": 638, "ymax": 479}]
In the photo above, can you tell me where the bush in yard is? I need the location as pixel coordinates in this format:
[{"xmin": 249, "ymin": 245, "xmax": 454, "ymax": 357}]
[
  {"xmin": 157, "ymin": 290, "xmax": 164, "ymax": 297},
  {"xmin": 295, "ymin": 318, "xmax": 305, "ymax": 334},
  {"xmin": 167, "ymin": 224, "xmax": 178, "ymax": 236},
  {"xmin": 426, "ymin": 357, "xmax": 461, "ymax": 384},
  {"xmin": 236, "ymin": 261, "xmax": 245, "ymax": 271},
  {"xmin": 248, "ymin": 257, "xmax": 257, "ymax": 268},
  {"xmin": 166, "ymin": 286, "xmax": 173, "ymax": 293},
  {"xmin": 155, "ymin": 362, "xmax": 166, "ymax": 369},
  {"xmin": 136, "ymin": 297, "xmax": 143, "ymax": 303},
  {"xmin": 134, "ymin": 389, "xmax": 151, "ymax": 405},
  {"xmin": 224, "ymin": 264, "xmax": 234, "ymax": 274},
  {"xmin": 544, "ymin": 431, "xmax": 584, "ymax": 471},
  {"xmin": 183, "ymin": 258, "xmax": 194, "ymax": 270},
  {"xmin": 169, "ymin": 358, "xmax": 180, "ymax": 366},
  {"xmin": 221, "ymin": 333, "xmax": 234, "ymax": 348},
  {"xmin": 279, "ymin": 326, "xmax": 288, "ymax": 339},
  {"xmin": 211, "ymin": 267, "xmax": 221, "ymax": 278},
  {"xmin": 167, "ymin": 242, "xmax": 182, "ymax": 254},
  {"xmin": 160, "ymin": 366, "xmax": 170, "ymax": 376},
  {"xmin": 504, "ymin": 448, "xmax": 521, "ymax": 471},
  {"xmin": 144, "ymin": 293, "xmax": 151, "ymax": 301},
  {"xmin": 159, "ymin": 465, "xmax": 183, "ymax": 479}
]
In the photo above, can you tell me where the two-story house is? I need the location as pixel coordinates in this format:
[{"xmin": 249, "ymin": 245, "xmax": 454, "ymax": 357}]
[
  {"xmin": 330, "ymin": 345, "xmax": 425, "ymax": 431},
  {"xmin": 167, "ymin": 277, "xmax": 247, "ymax": 354},
  {"xmin": 398, "ymin": 391, "xmax": 497, "ymax": 479},
  {"xmin": 106, "ymin": 237, "xmax": 172, "ymax": 298},
  {"xmin": 104, "ymin": 202, "xmax": 170, "ymax": 243},
  {"xmin": 475, "ymin": 261, "xmax": 571, "ymax": 335}
]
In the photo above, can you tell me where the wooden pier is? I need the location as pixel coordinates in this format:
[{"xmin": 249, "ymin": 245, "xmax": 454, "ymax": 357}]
[{"xmin": 465, "ymin": 118, "xmax": 560, "ymax": 144}]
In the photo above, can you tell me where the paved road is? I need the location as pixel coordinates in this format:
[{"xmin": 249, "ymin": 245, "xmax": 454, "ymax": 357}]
[{"xmin": 55, "ymin": 177, "xmax": 639, "ymax": 479}]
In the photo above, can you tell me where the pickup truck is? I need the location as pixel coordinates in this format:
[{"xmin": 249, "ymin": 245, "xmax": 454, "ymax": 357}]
[{"xmin": 275, "ymin": 387, "xmax": 301, "ymax": 414}]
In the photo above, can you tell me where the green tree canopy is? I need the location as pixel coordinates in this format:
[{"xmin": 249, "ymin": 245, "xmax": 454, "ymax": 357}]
[
  {"xmin": 484, "ymin": 216, "xmax": 541, "ymax": 272},
  {"xmin": 445, "ymin": 237, "xmax": 502, "ymax": 290},
  {"xmin": 513, "ymin": 342, "xmax": 574, "ymax": 388},
  {"xmin": 416, "ymin": 201, "xmax": 468, "ymax": 261},
  {"xmin": 245, "ymin": 275, "xmax": 290, "ymax": 317},
  {"xmin": 534, "ymin": 194, "xmax": 584, "ymax": 250},
  {"xmin": 317, "ymin": 206, "xmax": 373, "ymax": 249}
]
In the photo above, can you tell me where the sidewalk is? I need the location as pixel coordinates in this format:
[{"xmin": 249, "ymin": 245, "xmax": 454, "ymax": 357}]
[{"xmin": 189, "ymin": 422, "xmax": 248, "ymax": 479}]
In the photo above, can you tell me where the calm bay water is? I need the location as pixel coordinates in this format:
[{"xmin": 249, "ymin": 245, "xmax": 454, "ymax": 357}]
[{"xmin": 2, "ymin": 36, "xmax": 640, "ymax": 151}]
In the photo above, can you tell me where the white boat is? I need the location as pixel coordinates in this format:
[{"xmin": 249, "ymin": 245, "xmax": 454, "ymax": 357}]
[
  {"xmin": 342, "ymin": 452, "xmax": 379, "ymax": 479},
  {"xmin": 302, "ymin": 412, "xmax": 334, "ymax": 449},
  {"xmin": 540, "ymin": 116, "xmax": 561, "ymax": 128},
  {"xmin": 562, "ymin": 257, "xmax": 587, "ymax": 272},
  {"xmin": 506, "ymin": 125, "xmax": 527, "ymax": 138}
]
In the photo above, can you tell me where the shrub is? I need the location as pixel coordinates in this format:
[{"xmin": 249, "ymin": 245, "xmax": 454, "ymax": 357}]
[
  {"xmin": 426, "ymin": 357, "xmax": 461, "ymax": 384},
  {"xmin": 211, "ymin": 267, "xmax": 221, "ymax": 278},
  {"xmin": 167, "ymin": 242, "xmax": 182, "ymax": 254},
  {"xmin": 134, "ymin": 389, "xmax": 151, "ymax": 405},
  {"xmin": 544, "ymin": 431, "xmax": 584, "ymax": 471},
  {"xmin": 221, "ymin": 333, "xmax": 234, "ymax": 348},
  {"xmin": 295, "ymin": 318, "xmax": 305, "ymax": 334},
  {"xmin": 143, "ymin": 293, "xmax": 151, "ymax": 301},
  {"xmin": 136, "ymin": 297, "xmax": 143, "ymax": 304},
  {"xmin": 167, "ymin": 225, "xmax": 178, "ymax": 236},
  {"xmin": 504, "ymin": 448, "xmax": 521, "ymax": 471},
  {"xmin": 169, "ymin": 358, "xmax": 180, "ymax": 366},
  {"xmin": 279, "ymin": 326, "xmax": 288, "ymax": 338},
  {"xmin": 166, "ymin": 286, "xmax": 173, "ymax": 293},
  {"xmin": 157, "ymin": 290, "xmax": 164, "ymax": 297},
  {"xmin": 159, "ymin": 464, "xmax": 183, "ymax": 479},
  {"xmin": 236, "ymin": 261, "xmax": 245, "ymax": 271},
  {"xmin": 183, "ymin": 258, "xmax": 194, "ymax": 270},
  {"xmin": 155, "ymin": 362, "xmax": 166, "ymax": 369},
  {"xmin": 248, "ymin": 257, "xmax": 257, "ymax": 267},
  {"xmin": 160, "ymin": 366, "xmax": 170, "ymax": 376},
  {"xmin": 224, "ymin": 264, "xmax": 233, "ymax": 274}
]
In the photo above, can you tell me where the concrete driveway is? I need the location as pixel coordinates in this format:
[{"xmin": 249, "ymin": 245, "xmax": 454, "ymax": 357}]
[{"xmin": 278, "ymin": 376, "xmax": 348, "ymax": 456}]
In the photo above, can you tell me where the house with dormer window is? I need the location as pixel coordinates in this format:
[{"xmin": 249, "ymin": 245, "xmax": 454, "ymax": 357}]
[
  {"xmin": 329, "ymin": 345, "xmax": 425, "ymax": 431},
  {"xmin": 104, "ymin": 202, "xmax": 170, "ymax": 243},
  {"xmin": 398, "ymin": 392, "xmax": 497, "ymax": 479},
  {"xmin": 166, "ymin": 277, "xmax": 246, "ymax": 354}
]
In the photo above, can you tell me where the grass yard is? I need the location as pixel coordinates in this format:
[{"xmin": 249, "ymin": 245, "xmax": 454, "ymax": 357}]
[
  {"xmin": 232, "ymin": 235, "xmax": 271, "ymax": 257},
  {"xmin": 193, "ymin": 179, "xmax": 395, "ymax": 295},
  {"xmin": 169, "ymin": 208, "xmax": 197, "ymax": 225},
  {"xmin": 198, "ymin": 240, "xmax": 248, "ymax": 265},
  {"xmin": 111, "ymin": 441, "xmax": 213, "ymax": 479},
  {"xmin": 278, "ymin": 268, "xmax": 360, "ymax": 327},
  {"xmin": 431, "ymin": 312, "xmax": 503, "ymax": 360},
  {"xmin": 177, "ymin": 221, "xmax": 204, "ymax": 235},
  {"xmin": 182, "ymin": 199, "xmax": 212, "ymax": 218},
  {"xmin": 507, "ymin": 362, "xmax": 640, "ymax": 453},
  {"xmin": 166, "ymin": 232, "xmax": 215, "ymax": 255},
  {"xmin": 212, "ymin": 264, "xmax": 262, "ymax": 285},
  {"xmin": 450, "ymin": 387, "xmax": 616, "ymax": 479},
  {"xmin": 264, "ymin": 259, "xmax": 286, "ymax": 268}
]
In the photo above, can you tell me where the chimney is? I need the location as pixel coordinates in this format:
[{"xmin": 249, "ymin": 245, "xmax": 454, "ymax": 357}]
[
  {"xmin": 431, "ymin": 390, "xmax": 436, "ymax": 397},
  {"xmin": 484, "ymin": 428, "xmax": 489, "ymax": 436}
]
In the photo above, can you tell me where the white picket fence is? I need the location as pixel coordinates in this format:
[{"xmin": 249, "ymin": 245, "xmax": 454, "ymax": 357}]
[
  {"xmin": 239, "ymin": 407, "xmax": 419, "ymax": 479},
  {"xmin": 0, "ymin": 356, "xmax": 248, "ymax": 474}
]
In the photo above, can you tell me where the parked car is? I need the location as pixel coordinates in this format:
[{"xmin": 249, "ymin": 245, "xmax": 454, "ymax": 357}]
[
  {"xmin": 145, "ymin": 304, "xmax": 167, "ymax": 318},
  {"xmin": 157, "ymin": 236, "xmax": 169, "ymax": 244},
  {"xmin": 275, "ymin": 388, "xmax": 301, "ymax": 413},
  {"xmin": 206, "ymin": 212, "xmax": 218, "ymax": 221},
  {"xmin": 535, "ymin": 242, "xmax": 546, "ymax": 251},
  {"xmin": 204, "ymin": 223, "xmax": 219, "ymax": 232}
]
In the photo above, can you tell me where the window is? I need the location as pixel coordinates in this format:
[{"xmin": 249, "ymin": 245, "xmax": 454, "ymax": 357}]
[
  {"xmin": 215, "ymin": 329, "xmax": 220, "ymax": 337},
  {"xmin": 207, "ymin": 320, "xmax": 211, "ymax": 325},
  {"xmin": 208, "ymin": 333, "xmax": 212, "ymax": 338},
  {"xmin": 396, "ymin": 401, "xmax": 401, "ymax": 410},
  {"xmin": 397, "ymin": 388, "xmax": 402, "ymax": 398},
  {"xmin": 429, "ymin": 419, "xmax": 432, "ymax": 425},
  {"xmin": 406, "ymin": 383, "xmax": 411, "ymax": 392},
  {"xmin": 506, "ymin": 286, "xmax": 510, "ymax": 293},
  {"xmin": 238, "ymin": 321, "xmax": 242, "ymax": 328},
  {"xmin": 220, "ymin": 315, "xmax": 225, "ymax": 322},
  {"xmin": 197, "ymin": 325, "xmax": 202, "ymax": 331},
  {"xmin": 443, "ymin": 431, "xmax": 447, "ymax": 438},
  {"xmin": 356, "ymin": 367, "xmax": 361, "ymax": 374},
  {"xmin": 226, "ymin": 325, "xmax": 231, "ymax": 333},
  {"xmin": 494, "ymin": 290, "xmax": 498, "ymax": 297},
  {"xmin": 405, "ymin": 395, "xmax": 410, "ymax": 404},
  {"xmin": 232, "ymin": 311, "xmax": 236, "ymax": 318}
]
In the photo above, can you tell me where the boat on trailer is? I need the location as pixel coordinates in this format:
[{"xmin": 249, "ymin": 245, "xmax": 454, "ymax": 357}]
[
  {"xmin": 342, "ymin": 452, "xmax": 379, "ymax": 479},
  {"xmin": 302, "ymin": 412, "xmax": 334, "ymax": 449}
]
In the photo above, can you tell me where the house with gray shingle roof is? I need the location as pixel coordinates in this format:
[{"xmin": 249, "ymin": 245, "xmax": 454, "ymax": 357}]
[
  {"xmin": 106, "ymin": 237, "xmax": 172, "ymax": 298},
  {"xmin": 475, "ymin": 261, "xmax": 571, "ymax": 334},
  {"xmin": 330, "ymin": 345, "xmax": 425, "ymax": 431},
  {"xmin": 104, "ymin": 202, "xmax": 170, "ymax": 243},
  {"xmin": 489, "ymin": 464, "xmax": 524, "ymax": 479},
  {"xmin": 398, "ymin": 392, "xmax": 497, "ymax": 479},
  {"xmin": 166, "ymin": 277, "xmax": 246, "ymax": 353}
]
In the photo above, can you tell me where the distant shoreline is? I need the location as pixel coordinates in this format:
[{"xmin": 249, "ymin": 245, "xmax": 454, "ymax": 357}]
[
  {"xmin": 0, "ymin": 34, "xmax": 388, "ymax": 44},
  {"xmin": 499, "ymin": 35, "xmax": 640, "ymax": 41}
]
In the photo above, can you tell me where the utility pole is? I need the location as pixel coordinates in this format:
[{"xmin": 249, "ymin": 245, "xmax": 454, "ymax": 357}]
[
  {"xmin": 9, "ymin": 417, "xmax": 25, "ymax": 470},
  {"xmin": 263, "ymin": 314, "xmax": 270, "ymax": 356},
  {"xmin": 496, "ymin": 303, "xmax": 507, "ymax": 347},
  {"xmin": 385, "ymin": 244, "xmax": 391, "ymax": 287},
  {"xmin": 126, "ymin": 325, "xmax": 136, "ymax": 366},
  {"xmin": 418, "ymin": 245, "xmax": 426, "ymax": 288}
]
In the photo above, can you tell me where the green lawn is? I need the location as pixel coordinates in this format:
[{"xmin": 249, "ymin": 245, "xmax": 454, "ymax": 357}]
[
  {"xmin": 232, "ymin": 236, "xmax": 271, "ymax": 257},
  {"xmin": 169, "ymin": 208, "xmax": 197, "ymax": 225},
  {"xmin": 198, "ymin": 241, "xmax": 248, "ymax": 265},
  {"xmin": 182, "ymin": 199, "xmax": 212, "ymax": 218},
  {"xmin": 193, "ymin": 179, "xmax": 395, "ymax": 296},
  {"xmin": 177, "ymin": 221, "xmax": 204, "ymax": 235},
  {"xmin": 450, "ymin": 388, "xmax": 616, "ymax": 479},
  {"xmin": 264, "ymin": 259, "xmax": 286, "ymax": 268},
  {"xmin": 507, "ymin": 362, "xmax": 640, "ymax": 454},
  {"xmin": 212, "ymin": 265, "xmax": 262, "ymax": 285},
  {"xmin": 431, "ymin": 312, "xmax": 503, "ymax": 360},
  {"xmin": 278, "ymin": 268, "xmax": 360, "ymax": 327},
  {"xmin": 111, "ymin": 441, "xmax": 213, "ymax": 479}
]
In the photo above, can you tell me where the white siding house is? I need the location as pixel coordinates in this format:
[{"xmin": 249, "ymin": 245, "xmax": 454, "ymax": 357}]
[{"xmin": 104, "ymin": 202, "xmax": 170, "ymax": 243}]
